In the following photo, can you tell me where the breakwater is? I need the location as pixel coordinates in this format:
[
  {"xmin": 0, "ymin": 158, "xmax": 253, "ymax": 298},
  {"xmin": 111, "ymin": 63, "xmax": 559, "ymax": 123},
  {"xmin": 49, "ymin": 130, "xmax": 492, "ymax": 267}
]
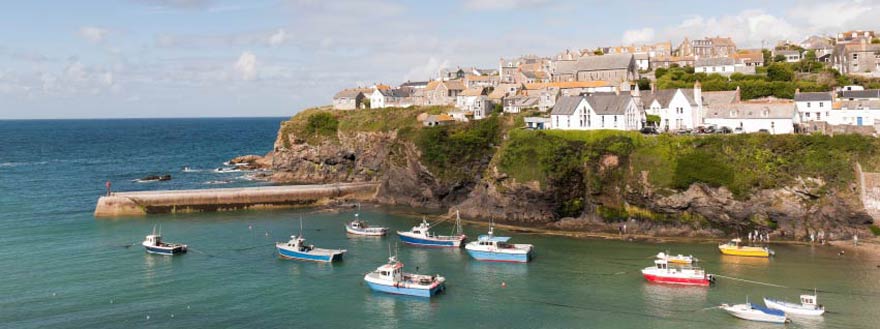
[{"xmin": 94, "ymin": 183, "xmax": 378, "ymax": 217}]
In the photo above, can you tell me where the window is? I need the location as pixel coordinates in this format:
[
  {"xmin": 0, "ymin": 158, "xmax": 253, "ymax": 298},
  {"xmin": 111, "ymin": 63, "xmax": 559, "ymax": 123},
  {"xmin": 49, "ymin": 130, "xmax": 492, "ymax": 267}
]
[
  {"xmin": 819, "ymin": 102, "xmax": 824, "ymax": 108},
  {"xmin": 807, "ymin": 102, "xmax": 811, "ymax": 108},
  {"xmin": 817, "ymin": 112, "xmax": 821, "ymax": 120},
  {"xmin": 805, "ymin": 112, "xmax": 810, "ymax": 117},
  {"xmin": 853, "ymin": 53, "xmax": 859, "ymax": 60}
]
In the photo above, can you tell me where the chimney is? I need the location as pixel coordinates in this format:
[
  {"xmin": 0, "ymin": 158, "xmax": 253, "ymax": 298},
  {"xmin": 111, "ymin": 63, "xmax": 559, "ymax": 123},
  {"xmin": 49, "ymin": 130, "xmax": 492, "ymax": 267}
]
[
  {"xmin": 735, "ymin": 86, "xmax": 741, "ymax": 103},
  {"xmin": 795, "ymin": 88, "xmax": 800, "ymax": 94},
  {"xmin": 693, "ymin": 80, "xmax": 702, "ymax": 107}
]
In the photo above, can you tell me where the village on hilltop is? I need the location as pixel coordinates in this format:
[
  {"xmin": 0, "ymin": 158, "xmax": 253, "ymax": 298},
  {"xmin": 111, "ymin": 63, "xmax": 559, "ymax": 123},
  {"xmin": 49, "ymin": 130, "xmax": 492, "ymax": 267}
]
[{"xmin": 332, "ymin": 30, "xmax": 880, "ymax": 135}]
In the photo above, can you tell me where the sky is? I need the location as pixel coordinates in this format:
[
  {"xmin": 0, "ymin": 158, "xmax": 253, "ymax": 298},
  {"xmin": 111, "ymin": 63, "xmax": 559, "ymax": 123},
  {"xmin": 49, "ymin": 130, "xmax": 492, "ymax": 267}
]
[{"xmin": 1, "ymin": 0, "xmax": 879, "ymax": 119}]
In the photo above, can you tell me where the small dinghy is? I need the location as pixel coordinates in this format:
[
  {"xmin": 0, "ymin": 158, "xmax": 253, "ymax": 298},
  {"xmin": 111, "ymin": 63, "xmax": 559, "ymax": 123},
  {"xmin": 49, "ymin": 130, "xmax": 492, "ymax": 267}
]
[
  {"xmin": 764, "ymin": 290, "xmax": 825, "ymax": 316},
  {"xmin": 363, "ymin": 255, "xmax": 446, "ymax": 298},
  {"xmin": 276, "ymin": 219, "xmax": 346, "ymax": 263},
  {"xmin": 142, "ymin": 226, "xmax": 187, "ymax": 256},
  {"xmin": 344, "ymin": 206, "xmax": 388, "ymax": 236},
  {"xmin": 465, "ymin": 225, "xmax": 533, "ymax": 263},
  {"xmin": 641, "ymin": 256, "xmax": 714, "ymax": 286},
  {"xmin": 721, "ymin": 298, "xmax": 789, "ymax": 324},
  {"xmin": 656, "ymin": 252, "xmax": 698, "ymax": 264},
  {"xmin": 397, "ymin": 212, "xmax": 466, "ymax": 248}
]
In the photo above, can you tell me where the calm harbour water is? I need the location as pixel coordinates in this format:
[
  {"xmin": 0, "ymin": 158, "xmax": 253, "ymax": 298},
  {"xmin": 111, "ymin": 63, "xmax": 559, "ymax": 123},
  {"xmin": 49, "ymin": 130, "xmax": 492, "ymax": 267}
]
[{"xmin": 1, "ymin": 118, "xmax": 879, "ymax": 329}]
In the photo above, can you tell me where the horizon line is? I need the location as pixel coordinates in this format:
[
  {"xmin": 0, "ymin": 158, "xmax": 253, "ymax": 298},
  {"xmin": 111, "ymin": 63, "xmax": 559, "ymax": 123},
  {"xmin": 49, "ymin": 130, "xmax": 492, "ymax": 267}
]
[{"xmin": 0, "ymin": 115, "xmax": 293, "ymax": 121}]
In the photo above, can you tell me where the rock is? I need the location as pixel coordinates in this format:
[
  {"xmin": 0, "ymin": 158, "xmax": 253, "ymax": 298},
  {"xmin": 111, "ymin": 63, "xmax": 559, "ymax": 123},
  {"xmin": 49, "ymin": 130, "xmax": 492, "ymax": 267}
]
[
  {"xmin": 227, "ymin": 152, "xmax": 273, "ymax": 171},
  {"xmin": 139, "ymin": 175, "xmax": 171, "ymax": 182}
]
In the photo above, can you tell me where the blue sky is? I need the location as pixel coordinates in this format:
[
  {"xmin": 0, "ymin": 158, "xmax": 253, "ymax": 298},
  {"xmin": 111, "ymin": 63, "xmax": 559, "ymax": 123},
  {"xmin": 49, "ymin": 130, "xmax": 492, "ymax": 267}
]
[{"xmin": 1, "ymin": 0, "xmax": 877, "ymax": 119}]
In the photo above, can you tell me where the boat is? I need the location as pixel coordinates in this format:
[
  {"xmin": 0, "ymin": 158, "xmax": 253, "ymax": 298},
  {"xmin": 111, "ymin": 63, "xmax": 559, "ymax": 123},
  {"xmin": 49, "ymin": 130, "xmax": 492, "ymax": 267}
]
[
  {"xmin": 656, "ymin": 251, "xmax": 698, "ymax": 264},
  {"xmin": 276, "ymin": 219, "xmax": 346, "ymax": 262},
  {"xmin": 465, "ymin": 225, "xmax": 533, "ymax": 263},
  {"xmin": 721, "ymin": 299, "xmax": 789, "ymax": 324},
  {"xmin": 344, "ymin": 206, "xmax": 388, "ymax": 236},
  {"xmin": 718, "ymin": 238, "xmax": 774, "ymax": 257},
  {"xmin": 142, "ymin": 226, "xmax": 187, "ymax": 255},
  {"xmin": 397, "ymin": 211, "xmax": 466, "ymax": 248},
  {"xmin": 363, "ymin": 255, "xmax": 446, "ymax": 298},
  {"xmin": 641, "ymin": 256, "xmax": 714, "ymax": 286},
  {"xmin": 763, "ymin": 291, "xmax": 825, "ymax": 316}
]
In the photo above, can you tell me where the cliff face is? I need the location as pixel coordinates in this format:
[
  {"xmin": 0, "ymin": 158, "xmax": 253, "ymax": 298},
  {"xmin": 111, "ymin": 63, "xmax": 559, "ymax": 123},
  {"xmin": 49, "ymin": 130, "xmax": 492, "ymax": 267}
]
[{"xmin": 271, "ymin": 113, "xmax": 876, "ymax": 240}]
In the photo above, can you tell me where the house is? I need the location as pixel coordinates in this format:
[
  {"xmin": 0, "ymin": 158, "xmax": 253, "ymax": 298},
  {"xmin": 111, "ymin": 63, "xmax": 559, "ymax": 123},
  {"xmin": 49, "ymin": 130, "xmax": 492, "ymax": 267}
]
[
  {"xmin": 369, "ymin": 88, "xmax": 414, "ymax": 108},
  {"xmin": 552, "ymin": 54, "xmax": 639, "ymax": 83},
  {"xmin": 503, "ymin": 95, "xmax": 540, "ymax": 114},
  {"xmin": 633, "ymin": 53, "xmax": 650, "ymax": 71},
  {"xmin": 831, "ymin": 42, "xmax": 880, "ymax": 77},
  {"xmin": 599, "ymin": 42, "xmax": 674, "ymax": 57},
  {"xmin": 829, "ymin": 99, "xmax": 880, "ymax": 127},
  {"xmin": 422, "ymin": 114, "xmax": 456, "ymax": 127},
  {"xmin": 550, "ymin": 92, "xmax": 645, "ymax": 131},
  {"xmin": 695, "ymin": 57, "xmax": 755, "ymax": 76},
  {"xmin": 525, "ymin": 117, "xmax": 552, "ymax": 130},
  {"xmin": 676, "ymin": 36, "xmax": 737, "ymax": 57},
  {"xmin": 424, "ymin": 80, "xmax": 466, "ymax": 105},
  {"xmin": 464, "ymin": 74, "xmax": 499, "ymax": 89},
  {"xmin": 332, "ymin": 89, "xmax": 366, "ymax": 110},
  {"xmin": 794, "ymin": 91, "xmax": 834, "ymax": 124},
  {"xmin": 732, "ymin": 51, "xmax": 765, "ymax": 67},
  {"xmin": 836, "ymin": 30, "xmax": 876, "ymax": 45},
  {"xmin": 456, "ymin": 87, "xmax": 492, "ymax": 119},
  {"xmin": 840, "ymin": 89, "xmax": 880, "ymax": 100},
  {"xmin": 499, "ymin": 56, "xmax": 545, "ymax": 83},
  {"xmin": 773, "ymin": 49, "xmax": 802, "ymax": 62},
  {"xmin": 703, "ymin": 99, "xmax": 796, "ymax": 134},
  {"xmin": 642, "ymin": 82, "xmax": 703, "ymax": 131},
  {"xmin": 800, "ymin": 36, "xmax": 834, "ymax": 59},
  {"xmin": 488, "ymin": 83, "xmax": 521, "ymax": 104},
  {"xmin": 650, "ymin": 55, "xmax": 695, "ymax": 69}
]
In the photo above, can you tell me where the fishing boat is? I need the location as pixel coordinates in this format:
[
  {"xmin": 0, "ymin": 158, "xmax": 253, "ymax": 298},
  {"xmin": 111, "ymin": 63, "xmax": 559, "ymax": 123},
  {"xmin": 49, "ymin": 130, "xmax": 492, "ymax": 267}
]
[
  {"xmin": 718, "ymin": 238, "xmax": 774, "ymax": 257},
  {"xmin": 344, "ymin": 207, "xmax": 388, "ymax": 236},
  {"xmin": 763, "ymin": 291, "xmax": 825, "ymax": 316},
  {"xmin": 142, "ymin": 226, "xmax": 187, "ymax": 256},
  {"xmin": 465, "ymin": 226, "xmax": 533, "ymax": 263},
  {"xmin": 276, "ymin": 219, "xmax": 346, "ymax": 262},
  {"xmin": 641, "ymin": 256, "xmax": 714, "ymax": 286},
  {"xmin": 656, "ymin": 252, "xmax": 698, "ymax": 264},
  {"xmin": 363, "ymin": 255, "xmax": 446, "ymax": 298},
  {"xmin": 397, "ymin": 212, "xmax": 466, "ymax": 248},
  {"xmin": 721, "ymin": 299, "xmax": 789, "ymax": 324}
]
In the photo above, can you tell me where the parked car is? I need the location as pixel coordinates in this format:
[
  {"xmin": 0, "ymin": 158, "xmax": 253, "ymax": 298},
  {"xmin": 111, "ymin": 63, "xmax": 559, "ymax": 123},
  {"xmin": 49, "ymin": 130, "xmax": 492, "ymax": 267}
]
[
  {"xmin": 640, "ymin": 127, "xmax": 659, "ymax": 135},
  {"xmin": 719, "ymin": 126, "xmax": 733, "ymax": 134},
  {"xmin": 757, "ymin": 129, "xmax": 770, "ymax": 134}
]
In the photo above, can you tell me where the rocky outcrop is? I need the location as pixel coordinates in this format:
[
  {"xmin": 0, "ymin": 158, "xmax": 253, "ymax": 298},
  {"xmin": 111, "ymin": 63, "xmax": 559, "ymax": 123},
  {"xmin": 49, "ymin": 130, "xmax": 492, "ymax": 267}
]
[{"xmin": 228, "ymin": 152, "xmax": 273, "ymax": 170}]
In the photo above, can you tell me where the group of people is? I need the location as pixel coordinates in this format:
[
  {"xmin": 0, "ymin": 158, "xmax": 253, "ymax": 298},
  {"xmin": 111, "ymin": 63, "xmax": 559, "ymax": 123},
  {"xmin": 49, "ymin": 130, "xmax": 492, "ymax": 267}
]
[{"xmin": 748, "ymin": 230, "xmax": 770, "ymax": 243}]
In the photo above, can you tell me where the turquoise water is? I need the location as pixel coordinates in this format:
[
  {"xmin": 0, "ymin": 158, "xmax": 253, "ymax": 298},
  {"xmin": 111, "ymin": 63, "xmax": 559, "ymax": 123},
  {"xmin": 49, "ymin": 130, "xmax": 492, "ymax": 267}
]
[{"xmin": 2, "ymin": 118, "xmax": 879, "ymax": 328}]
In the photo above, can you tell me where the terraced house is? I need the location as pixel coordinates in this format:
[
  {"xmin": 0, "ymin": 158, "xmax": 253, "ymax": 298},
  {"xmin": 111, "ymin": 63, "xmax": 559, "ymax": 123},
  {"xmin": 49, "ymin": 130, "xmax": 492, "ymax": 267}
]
[{"xmin": 550, "ymin": 91, "xmax": 645, "ymax": 131}]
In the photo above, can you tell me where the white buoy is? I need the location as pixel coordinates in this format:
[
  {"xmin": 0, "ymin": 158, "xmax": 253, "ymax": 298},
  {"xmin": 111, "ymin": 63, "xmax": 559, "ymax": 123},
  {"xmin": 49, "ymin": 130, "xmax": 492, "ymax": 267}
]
[
  {"xmin": 501, "ymin": 282, "xmax": 507, "ymax": 288},
  {"xmin": 171, "ymin": 314, "xmax": 175, "ymax": 318},
  {"xmin": 248, "ymin": 225, "xmax": 253, "ymax": 230},
  {"xmin": 110, "ymin": 299, "xmax": 113, "ymax": 304},
  {"xmin": 52, "ymin": 292, "xmax": 56, "ymax": 297},
  {"xmin": 146, "ymin": 315, "xmax": 150, "ymax": 320},
  {"xmin": 187, "ymin": 305, "xmax": 191, "ymax": 309}
]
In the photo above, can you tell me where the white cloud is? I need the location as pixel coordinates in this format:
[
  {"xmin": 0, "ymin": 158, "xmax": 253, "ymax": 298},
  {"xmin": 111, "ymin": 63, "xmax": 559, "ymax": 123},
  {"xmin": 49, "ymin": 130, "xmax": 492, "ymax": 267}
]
[
  {"xmin": 789, "ymin": 0, "xmax": 878, "ymax": 32},
  {"xmin": 463, "ymin": 0, "xmax": 549, "ymax": 11},
  {"xmin": 267, "ymin": 29, "xmax": 288, "ymax": 47},
  {"xmin": 621, "ymin": 28, "xmax": 655, "ymax": 45},
  {"xmin": 78, "ymin": 26, "xmax": 110, "ymax": 44},
  {"xmin": 234, "ymin": 51, "xmax": 258, "ymax": 81},
  {"xmin": 404, "ymin": 57, "xmax": 449, "ymax": 81},
  {"xmin": 648, "ymin": 10, "xmax": 800, "ymax": 48}
]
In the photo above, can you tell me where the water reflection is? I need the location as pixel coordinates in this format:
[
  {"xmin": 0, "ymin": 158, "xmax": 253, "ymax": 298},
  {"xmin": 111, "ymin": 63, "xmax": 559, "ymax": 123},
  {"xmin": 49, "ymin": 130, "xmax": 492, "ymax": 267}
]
[
  {"xmin": 717, "ymin": 255, "xmax": 771, "ymax": 276},
  {"xmin": 143, "ymin": 253, "xmax": 172, "ymax": 283},
  {"xmin": 640, "ymin": 283, "xmax": 709, "ymax": 318},
  {"xmin": 364, "ymin": 291, "xmax": 434, "ymax": 329}
]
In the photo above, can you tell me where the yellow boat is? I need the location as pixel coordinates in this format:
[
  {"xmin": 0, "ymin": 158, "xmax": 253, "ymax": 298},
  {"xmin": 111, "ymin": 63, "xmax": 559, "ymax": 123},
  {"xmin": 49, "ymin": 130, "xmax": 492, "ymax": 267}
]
[{"xmin": 718, "ymin": 239, "xmax": 773, "ymax": 257}]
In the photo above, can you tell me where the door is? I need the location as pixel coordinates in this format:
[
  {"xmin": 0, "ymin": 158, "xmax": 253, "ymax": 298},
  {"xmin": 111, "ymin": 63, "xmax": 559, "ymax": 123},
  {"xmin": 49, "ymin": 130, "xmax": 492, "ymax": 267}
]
[{"xmin": 858, "ymin": 117, "xmax": 864, "ymax": 126}]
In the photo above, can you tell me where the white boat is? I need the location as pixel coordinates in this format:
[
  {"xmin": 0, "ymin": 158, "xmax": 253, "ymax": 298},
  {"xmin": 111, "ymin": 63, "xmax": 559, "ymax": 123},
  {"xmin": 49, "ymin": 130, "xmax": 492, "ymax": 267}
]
[
  {"xmin": 142, "ymin": 226, "xmax": 187, "ymax": 256},
  {"xmin": 764, "ymin": 291, "xmax": 825, "ymax": 316},
  {"xmin": 656, "ymin": 252, "xmax": 698, "ymax": 264},
  {"xmin": 363, "ymin": 255, "xmax": 446, "ymax": 298},
  {"xmin": 465, "ymin": 226, "xmax": 533, "ymax": 263},
  {"xmin": 344, "ymin": 206, "xmax": 388, "ymax": 236},
  {"xmin": 276, "ymin": 218, "xmax": 346, "ymax": 263},
  {"xmin": 641, "ymin": 257, "xmax": 714, "ymax": 286},
  {"xmin": 721, "ymin": 299, "xmax": 789, "ymax": 324},
  {"xmin": 397, "ymin": 212, "xmax": 466, "ymax": 248}
]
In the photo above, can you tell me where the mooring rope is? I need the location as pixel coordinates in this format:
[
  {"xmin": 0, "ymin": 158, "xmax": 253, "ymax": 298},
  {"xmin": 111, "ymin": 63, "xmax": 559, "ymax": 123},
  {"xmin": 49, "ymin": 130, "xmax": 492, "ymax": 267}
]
[{"xmin": 713, "ymin": 274, "xmax": 787, "ymax": 288}]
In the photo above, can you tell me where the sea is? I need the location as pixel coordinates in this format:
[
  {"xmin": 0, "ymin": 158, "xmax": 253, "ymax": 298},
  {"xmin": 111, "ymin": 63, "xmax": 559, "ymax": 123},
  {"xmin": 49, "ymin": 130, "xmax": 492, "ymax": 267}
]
[{"xmin": 0, "ymin": 118, "xmax": 878, "ymax": 329}]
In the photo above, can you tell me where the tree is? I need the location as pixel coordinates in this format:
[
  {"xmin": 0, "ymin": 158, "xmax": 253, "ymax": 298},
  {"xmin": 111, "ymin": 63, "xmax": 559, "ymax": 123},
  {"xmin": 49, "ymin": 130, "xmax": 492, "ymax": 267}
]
[
  {"xmin": 767, "ymin": 63, "xmax": 794, "ymax": 82},
  {"xmin": 804, "ymin": 50, "xmax": 817, "ymax": 62},
  {"xmin": 762, "ymin": 49, "xmax": 772, "ymax": 66},
  {"xmin": 593, "ymin": 49, "xmax": 604, "ymax": 56},
  {"xmin": 645, "ymin": 114, "xmax": 661, "ymax": 127},
  {"xmin": 873, "ymin": 38, "xmax": 880, "ymax": 44},
  {"xmin": 773, "ymin": 54, "xmax": 787, "ymax": 63},
  {"xmin": 636, "ymin": 77, "xmax": 651, "ymax": 91},
  {"xmin": 655, "ymin": 67, "xmax": 668, "ymax": 79}
]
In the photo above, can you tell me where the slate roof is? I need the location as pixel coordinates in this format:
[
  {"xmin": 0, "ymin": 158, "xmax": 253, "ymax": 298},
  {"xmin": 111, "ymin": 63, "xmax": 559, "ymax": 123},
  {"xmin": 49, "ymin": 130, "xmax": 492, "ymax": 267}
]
[
  {"xmin": 400, "ymin": 81, "xmax": 429, "ymax": 88},
  {"xmin": 584, "ymin": 93, "xmax": 636, "ymax": 115},
  {"xmin": 701, "ymin": 90, "xmax": 739, "ymax": 105},
  {"xmin": 841, "ymin": 89, "xmax": 880, "ymax": 99},
  {"xmin": 556, "ymin": 54, "xmax": 634, "ymax": 74},
  {"xmin": 695, "ymin": 57, "xmax": 735, "ymax": 67},
  {"xmin": 642, "ymin": 89, "xmax": 697, "ymax": 108},
  {"xmin": 334, "ymin": 89, "xmax": 364, "ymax": 99},
  {"xmin": 704, "ymin": 102, "xmax": 795, "ymax": 119},
  {"xmin": 460, "ymin": 87, "xmax": 487, "ymax": 97},
  {"xmin": 378, "ymin": 88, "xmax": 413, "ymax": 97},
  {"xmin": 550, "ymin": 96, "xmax": 585, "ymax": 115},
  {"xmin": 794, "ymin": 92, "xmax": 833, "ymax": 102},
  {"xmin": 837, "ymin": 100, "xmax": 880, "ymax": 109}
]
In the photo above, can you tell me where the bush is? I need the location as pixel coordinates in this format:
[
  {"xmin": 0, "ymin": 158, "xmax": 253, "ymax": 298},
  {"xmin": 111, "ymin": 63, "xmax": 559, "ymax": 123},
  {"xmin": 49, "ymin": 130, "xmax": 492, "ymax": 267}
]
[
  {"xmin": 415, "ymin": 115, "xmax": 501, "ymax": 180},
  {"xmin": 305, "ymin": 112, "xmax": 339, "ymax": 138},
  {"xmin": 672, "ymin": 149, "xmax": 735, "ymax": 191},
  {"xmin": 870, "ymin": 225, "xmax": 880, "ymax": 236}
]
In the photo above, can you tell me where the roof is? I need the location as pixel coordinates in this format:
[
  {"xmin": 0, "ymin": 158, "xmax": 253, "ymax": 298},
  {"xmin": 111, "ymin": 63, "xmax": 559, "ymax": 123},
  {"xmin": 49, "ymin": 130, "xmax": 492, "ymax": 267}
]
[
  {"xmin": 459, "ymin": 87, "xmax": 487, "ymax": 97},
  {"xmin": 550, "ymin": 96, "xmax": 585, "ymax": 115},
  {"xmin": 425, "ymin": 114, "xmax": 455, "ymax": 122},
  {"xmin": 704, "ymin": 102, "xmax": 795, "ymax": 119},
  {"xmin": 643, "ymin": 89, "xmax": 697, "ymax": 108},
  {"xmin": 702, "ymin": 90, "xmax": 739, "ymax": 105},
  {"xmin": 400, "ymin": 81, "xmax": 429, "ymax": 88},
  {"xmin": 732, "ymin": 52, "xmax": 764, "ymax": 63},
  {"xmin": 477, "ymin": 235, "xmax": 511, "ymax": 242},
  {"xmin": 377, "ymin": 88, "xmax": 413, "ymax": 97},
  {"xmin": 374, "ymin": 84, "xmax": 391, "ymax": 91},
  {"xmin": 333, "ymin": 89, "xmax": 364, "ymax": 99},
  {"xmin": 708, "ymin": 37, "xmax": 736, "ymax": 47},
  {"xmin": 524, "ymin": 81, "xmax": 612, "ymax": 90},
  {"xmin": 584, "ymin": 93, "xmax": 637, "ymax": 115},
  {"xmin": 557, "ymin": 54, "xmax": 634, "ymax": 74},
  {"xmin": 838, "ymin": 100, "xmax": 880, "ymax": 109},
  {"xmin": 794, "ymin": 92, "xmax": 833, "ymax": 102},
  {"xmin": 445, "ymin": 80, "xmax": 466, "ymax": 91},
  {"xmin": 841, "ymin": 89, "xmax": 880, "ymax": 99},
  {"xmin": 651, "ymin": 55, "xmax": 695, "ymax": 62},
  {"xmin": 695, "ymin": 57, "xmax": 735, "ymax": 67},
  {"xmin": 465, "ymin": 74, "xmax": 497, "ymax": 82},
  {"xmin": 507, "ymin": 95, "xmax": 539, "ymax": 107}
]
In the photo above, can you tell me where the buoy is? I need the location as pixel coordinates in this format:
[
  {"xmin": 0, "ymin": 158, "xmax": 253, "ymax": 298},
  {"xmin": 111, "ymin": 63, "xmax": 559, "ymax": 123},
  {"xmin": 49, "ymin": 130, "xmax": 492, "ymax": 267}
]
[
  {"xmin": 52, "ymin": 292, "xmax": 56, "ymax": 297},
  {"xmin": 110, "ymin": 299, "xmax": 113, "ymax": 304},
  {"xmin": 146, "ymin": 315, "xmax": 150, "ymax": 320},
  {"xmin": 171, "ymin": 314, "xmax": 175, "ymax": 318},
  {"xmin": 187, "ymin": 305, "xmax": 191, "ymax": 310},
  {"xmin": 248, "ymin": 225, "xmax": 253, "ymax": 230},
  {"xmin": 501, "ymin": 282, "xmax": 507, "ymax": 288}
]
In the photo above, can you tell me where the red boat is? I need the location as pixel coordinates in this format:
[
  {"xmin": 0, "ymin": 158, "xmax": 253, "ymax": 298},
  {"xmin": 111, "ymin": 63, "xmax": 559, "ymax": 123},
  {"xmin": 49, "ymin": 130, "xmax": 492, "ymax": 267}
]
[{"xmin": 641, "ymin": 257, "xmax": 714, "ymax": 286}]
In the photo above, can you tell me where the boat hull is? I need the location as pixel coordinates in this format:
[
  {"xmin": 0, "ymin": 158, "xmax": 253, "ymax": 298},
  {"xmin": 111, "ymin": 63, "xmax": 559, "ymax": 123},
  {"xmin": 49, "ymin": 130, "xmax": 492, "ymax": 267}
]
[
  {"xmin": 276, "ymin": 246, "xmax": 344, "ymax": 263},
  {"xmin": 719, "ymin": 246, "xmax": 770, "ymax": 257},
  {"xmin": 144, "ymin": 245, "xmax": 186, "ymax": 256},
  {"xmin": 763, "ymin": 298, "xmax": 825, "ymax": 316},
  {"xmin": 465, "ymin": 248, "xmax": 531, "ymax": 263},
  {"xmin": 365, "ymin": 281, "xmax": 445, "ymax": 298},
  {"xmin": 722, "ymin": 304, "xmax": 788, "ymax": 324},
  {"xmin": 642, "ymin": 273, "xmax": 710, "ymax": 286},
  {"xmin": 397, "ymin": 232, "xmax": 463, "ymax": 248},
  {"xmin": 345, "ymin": 225, "xmax": 387, "ymax": 236}
]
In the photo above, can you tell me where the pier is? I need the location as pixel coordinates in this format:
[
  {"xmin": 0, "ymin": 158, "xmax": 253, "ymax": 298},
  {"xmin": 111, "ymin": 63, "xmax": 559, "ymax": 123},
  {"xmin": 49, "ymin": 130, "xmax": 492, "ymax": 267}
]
[{"xmin": 94, "ymin": 183, "xmax": 379, "ymax": 217}]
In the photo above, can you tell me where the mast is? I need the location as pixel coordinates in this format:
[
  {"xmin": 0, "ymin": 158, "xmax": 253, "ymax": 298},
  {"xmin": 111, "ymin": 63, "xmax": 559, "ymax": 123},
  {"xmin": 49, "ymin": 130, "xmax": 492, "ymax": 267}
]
[
  {"xmin": 299, "ymin": 216, "xmax": 304, "ymax": 238},
  {"xmin": 455, "ymin": 209, "xmax": 463, "ymax": 236}
]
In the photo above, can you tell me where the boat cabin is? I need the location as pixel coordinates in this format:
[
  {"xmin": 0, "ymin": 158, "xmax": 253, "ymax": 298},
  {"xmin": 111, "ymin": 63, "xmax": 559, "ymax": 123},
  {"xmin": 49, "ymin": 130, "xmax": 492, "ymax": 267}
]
[
  {"xmin": 144, "ymin": 234, "xmax": 162, "ymax": 246},
  {"xmin": 285, "ymin": 235, "xmax": 313, "ymax": 252},
  {"xmin": 654, "ymin": 259, "xmax": 669, "ymax": 270},
  {"xmin": 476, "ymin": 235, "xmax": 514, "ymax": 249},
  {"xmin": 377, "ymin": 258, "xmax": 404, "ymax": 279},
  {"xmin": 800, "ymin": 295, "xmax": 818, "ymax": 306}
]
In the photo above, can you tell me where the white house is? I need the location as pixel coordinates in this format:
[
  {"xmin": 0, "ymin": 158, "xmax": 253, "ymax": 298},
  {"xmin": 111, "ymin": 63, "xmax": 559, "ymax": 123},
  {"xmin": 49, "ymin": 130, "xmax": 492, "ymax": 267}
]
[
  {"xmin": 703, "ymin": 100, "xmax": 796, "ymax": 134},
  {"xmin": 503, "ymin": 95, "xmax": 540, "ymax": 113},
  {"xmin": 794, "ymin": 91, "xmax": 833, "ymax": 124},
  {"xmin": 774, "ymin": 49, "xmax": 802, "ymax": 63},
  {"xmin": 550, "ymin": 93, "xmax": 644, "ymax": 131},
  {"xmin": 369, "ymin": 88, "xmax": 413, "ymax": 108},
  {"xmin": 828, "ymin": 100, "xmax": 880, "ymax": 126},
  {"xmin": 642, "ymin": 83, "xmax": 703, "ymax": 131},
  {"xmin": 695, "ymin": 57, "xmax": 736, "ymax": 75},
  {"xmin": 455, "ymin": 87, "xmax": 492, "ymax": 119}
]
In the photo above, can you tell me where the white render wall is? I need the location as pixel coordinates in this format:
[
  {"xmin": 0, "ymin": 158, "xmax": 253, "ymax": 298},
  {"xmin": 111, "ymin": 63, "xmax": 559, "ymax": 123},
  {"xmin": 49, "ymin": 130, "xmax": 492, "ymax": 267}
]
[
  {"xmin": 794, "ymin": 100, "xmax": 832, "ymax": 123},
  {"xmin": 827, "ymin": 108, "xmax": 880, "ymax": 126},
  {"xmin": 550, "ymin": 99, "xmax": 642, "ymax": 131},
  {"xmin": 696, "ymin": 64, "xmax": 735, "ymax": 75},
  {"xmin": 704, "ymin": 118, "xmax": 795, "ymax": 134}
]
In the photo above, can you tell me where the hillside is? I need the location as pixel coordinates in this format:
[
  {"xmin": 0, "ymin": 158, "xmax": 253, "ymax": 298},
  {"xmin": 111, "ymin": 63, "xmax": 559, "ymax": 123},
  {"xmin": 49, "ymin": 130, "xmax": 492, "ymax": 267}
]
[{"xmin": 271, "ymin": 106, "xmax": 879, "ymax": 240}]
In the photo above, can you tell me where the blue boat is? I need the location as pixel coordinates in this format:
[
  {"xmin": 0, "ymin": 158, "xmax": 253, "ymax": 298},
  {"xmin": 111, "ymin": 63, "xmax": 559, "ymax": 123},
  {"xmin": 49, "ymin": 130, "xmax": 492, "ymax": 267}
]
[
  {"xmin": 276, "ymin": 218, "xmax": 346, "ymax": 262},
  {"xmin": 363, "ymin": 255, "xmax": 446, "ymax": 298},
  {"xmin": 397, "ymin": 213, "xmax": 466, "ymax": 248},
  {"xmin": 142, "ymin": 226, "xmax": 187, "ymax": 256},
  {"xmin": 464, "ymin": 226, "xmax": 533, "ymax": 263}
]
